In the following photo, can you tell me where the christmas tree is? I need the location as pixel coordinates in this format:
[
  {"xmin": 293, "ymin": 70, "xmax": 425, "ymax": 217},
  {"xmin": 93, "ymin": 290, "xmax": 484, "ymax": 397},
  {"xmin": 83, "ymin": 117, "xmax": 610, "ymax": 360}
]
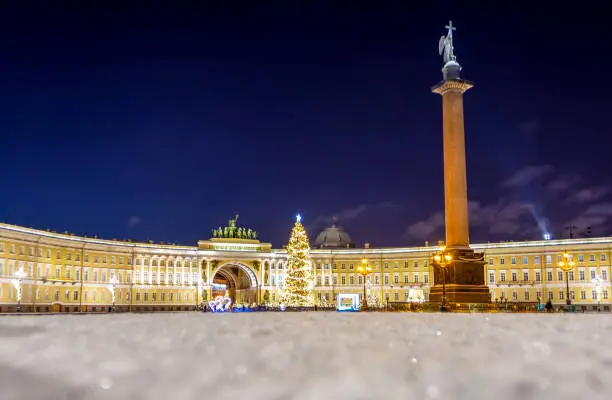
[{"xmin": 280, "ymin": 214, "xmax": 315, "ymax": 307}]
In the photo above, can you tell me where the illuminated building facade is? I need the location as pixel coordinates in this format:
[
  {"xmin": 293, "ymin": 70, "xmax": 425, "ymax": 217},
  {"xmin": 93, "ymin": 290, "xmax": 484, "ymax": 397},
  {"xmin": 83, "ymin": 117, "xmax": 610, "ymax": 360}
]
[{"xmin": 0, "ymin": 221, "xmax": 610, "ymax": 312}]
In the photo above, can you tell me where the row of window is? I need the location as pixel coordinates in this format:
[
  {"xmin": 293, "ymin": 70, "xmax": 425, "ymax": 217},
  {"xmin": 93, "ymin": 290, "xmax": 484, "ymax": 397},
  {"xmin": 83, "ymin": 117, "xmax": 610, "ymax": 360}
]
[
  {"xmin": 313, "ymin": 261, "xmax": 429, "ymax": 270},
  {"xmin": 489, "ymin": 269, "xmax": 609, "ymax": 283},
  {"xmin": 490, "ymin": 253, "xmax": 608, "ymax": 265},
  {"xmin": 0, "ymin": 285, "xmax": 193, "ymax": 303},
  {"xmin": 0, "ymin": 243, "xmax": 134, "ymax": 265},
  {"xmin": 494, "ymin": 288, "xmax": 610, "ymax": 302},
  {"xmin": 269, "ymin": 273, "xmax": 430, "ymax": 286}
]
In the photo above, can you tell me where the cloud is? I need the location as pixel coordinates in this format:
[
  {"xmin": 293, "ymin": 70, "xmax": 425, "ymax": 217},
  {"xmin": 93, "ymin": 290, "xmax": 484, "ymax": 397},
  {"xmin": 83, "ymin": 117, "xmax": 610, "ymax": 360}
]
[
  {"xmin": 127, "ymin": 216, "xmax": 141, "ymax": 229},
  {"xmin": 307, "ymin": 202, "xmax": 399, "ymax": 233},
  {"xmin": 502, "ymin": 165, "xmax": 554, "ymax": 188},
  {"xmin": 546, "ymin": 173, "xmax": 583, "ymax": 192},
  {"xmin": 404, "ymin": 212, "xmax": 444, "ymax": 240},
  {"xmin": 567, "ymin": 186, "xmax": 610, "ymax": 203},
  {"xmin": 584, "ymin": 203, "xmax": 612, "ymax": 216}
]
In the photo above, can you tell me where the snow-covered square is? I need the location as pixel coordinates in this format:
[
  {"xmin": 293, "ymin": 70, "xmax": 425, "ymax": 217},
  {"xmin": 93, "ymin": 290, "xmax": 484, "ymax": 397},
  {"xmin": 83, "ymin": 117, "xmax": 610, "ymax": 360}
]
[{"xmin": 0, "ymin": 312, "xmax": 611, "ymax": 400}]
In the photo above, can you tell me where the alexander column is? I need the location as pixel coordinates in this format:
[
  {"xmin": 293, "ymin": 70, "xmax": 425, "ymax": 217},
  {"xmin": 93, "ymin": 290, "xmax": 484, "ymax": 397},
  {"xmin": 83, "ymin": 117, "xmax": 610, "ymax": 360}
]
[{"xmin": 430, "ymin": 21, "xmax": 490, "ymax": 305}]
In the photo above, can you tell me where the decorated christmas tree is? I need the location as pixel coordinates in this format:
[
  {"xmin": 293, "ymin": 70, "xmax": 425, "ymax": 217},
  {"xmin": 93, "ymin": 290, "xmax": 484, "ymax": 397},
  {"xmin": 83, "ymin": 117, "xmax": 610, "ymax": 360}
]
[{"xmin": 279, "ymin": 214, "xmax": 315, "ymax": 307}]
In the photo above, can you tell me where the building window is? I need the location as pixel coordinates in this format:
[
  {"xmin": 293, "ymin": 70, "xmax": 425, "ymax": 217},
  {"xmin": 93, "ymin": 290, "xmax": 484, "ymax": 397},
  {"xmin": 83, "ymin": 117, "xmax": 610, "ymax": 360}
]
[
  {"xmin": 511, "ymin": 257, "xmax": 516, "ymax": 265},
  {"xmin": 384, "ymin": 275, "xmax": 389, "ymax": 285},
  {"xmin": 546, "ymin": 255, "xmax": 552, "ymax": 264},
  {"xmin": 578, "ymin": 254, "xmax": 584, "ymax": 262},
  {"xmin": 56, "ymin": 252, "xmax": 61, "ymax": 260},
  {"xmin": 579, "ymin": 270, "xmax": 585, "ymax": 281},
  {"xmin": 548, "ymin": 291, "xmax": 553, "ymax": 300},
  {"xmin": 488, "ymin": 258, "xmax": 494, "ymax": 265},
  {"xmin": 535, "ymin": 271, "xmax": 541, "ymax": 282},
  {"xmin": 394, "ymin": 275, "xmax": 399, "ymax": 284},
  {"xmin": 602, "ymin": 270, "xmax": 608, "ymax": 280},
  {"xmin": 358, "ymin": 276, "xmax": 362, "ymax": 285},
  {"xmin": 424, "ymin": 274, "xmax": 429, "ymax": 284},
  {"xmin": 601, "ymin": 253, "xmax": 607, "ymax": 261},
  {"xmin": 350, "ymin": 275, "xmax": 354, "ymax": 285},
  {"xmin": 591, "ymin": 270, "xmax": 596, "ymax": 279},
  {"xmin": 534, "ymin": 256, "xmax": 540, "ymax": 264},
  {"xmin": 341, "ymin": 276, "xmax": 346, "ymax": 285},
  {"xmin": 569, "ymin": 271, "xmax": 574, "ymax": 281},
  {"xmin": 558, "ymin": 271, "xmax": 563, "ymax": 281},
  {"xmin": 500, "ymin": 272, "xmax": 506, "ymax": 282},
  {"xmin": 66, "ymin": 253, "xmax": 71, "ymax": 261},
  {"xmin": 54, "ymin": 290, "xmax": 60, "ymax": 301},
  {"xmin": 111, "ymin": 256, "xmax": 116, "ymax": 264},
  {"xmin": 413, "ymin": 261, "xmax": 418, "ymax": 268},
  {"xmin": 592, "ymin": 290, "xmax": 597, "ymax": 300},
  {"xmin": 512, "ymin": 291, "xmax": 517, "ymax": 301},
  {"xmin": 570, "ymin": 291, "xmax": 575, "ymax": 300},
  {"xmin": 74, "ymin": 291, "xmax": 79, "ymax": 301},
  {"xmin": 511, "ymin": 272, "xmax": 517, "ymax": 282},
  {"xmin": 375, "ymin": 275, "xmax": 379, "ymax": 284},
  {"xmin": 580, "ymin": 290, "xmax": 586, "ymax": 300},
  {"xmin": 394, "ymin": 292, "xmax": 399, "ymax": 301},
  {"xmin": 524, "ymin": 291, "xmax": 529, "ymax": 301},
  {"xmin": 349, "ymin": 263, "xmax": 354, "ymax": 269},
  {"xmin": 404, "ymin": 275, "xmax": 409, "ymax": 284},
  {"xmin": 404, "ymin": 261, "xmax": 408, "ymax": 268},
  {"xmin": 84, "ymin": 254, "xmax": 89, "ymax": 262},
  {"xmin": 523, "ymin": 272, "xmax": 529, "ymax": 281},
  {"xmin": 144, "ymin": 293, "xmax": 149, "ymax": 301},
  {"xmin": 394, "ymin": 262, "xmax": 398, "ymax": 269},
  {"xmin": 55, "ymin": 267, "xmax": 61, "ymax": 278},
  {"xmin": 589, "ymin": 254, "xmax": 595, "ymax": 262},
  {"xmin": 603, "ymin": 290, "xmax": 609, "ymax": 300},
  {"xmin": 384, "ymin": 262, "xmax": 389, "ymax": 269},
  {"xmin": 333, "ymin": 276, "xmax": 338, "ymax": 285},
  {"xmin": 522, "ymin": 256, "xmax": 528, "ymax": 264},
  {"xmin": 413, "ymin": 274, "xmax": 419, "ymax": 283},
  {"xmin": 489, "ymin": 272, "xmax": 494, "ymax": 283},
  {"xmin": 29, "ymin": 247, "xmax": 34, "ymax": 257},
  {"xmin": 500, "ymin": 258, "xmax": 505, "ymax": 265},
  {"xmin": 559, "ymin": 291, "xmax": 564, "ymax": 300},
  {"xmin": 547, "ymin": 271, "xmax": 553, "ymax": 281}
]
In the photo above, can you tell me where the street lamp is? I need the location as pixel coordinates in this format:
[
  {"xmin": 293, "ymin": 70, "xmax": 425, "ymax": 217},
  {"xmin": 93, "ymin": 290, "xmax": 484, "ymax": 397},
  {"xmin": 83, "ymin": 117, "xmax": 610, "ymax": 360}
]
[
  {"xmin": 558, "ymin": 251, "xmax": 575, "ymax": 306},
  {"xmin": 15, "ymin": 267, "xmax": 26, "ymax": 313},
  {"xmin": 109, "ymin": 275, "xmax": 118, "ymax": 312},
  {"xmin": 593, "ymin": 274, "xmax": 604, "ymax": 312},
  {"xmin": 357, "ymin": 258, "xmax": 372, "ymax": 310},
  {"xmin": 433, "ymin": 247, "xmax": 453, "ymax": 312}
]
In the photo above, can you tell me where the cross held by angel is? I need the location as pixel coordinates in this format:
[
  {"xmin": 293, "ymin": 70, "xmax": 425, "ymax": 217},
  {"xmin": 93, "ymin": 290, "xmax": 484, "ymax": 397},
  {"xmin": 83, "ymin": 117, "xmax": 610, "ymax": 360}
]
[{"xmin": 439, "ymin": 21, "xmax": 457, "ymax": 64}]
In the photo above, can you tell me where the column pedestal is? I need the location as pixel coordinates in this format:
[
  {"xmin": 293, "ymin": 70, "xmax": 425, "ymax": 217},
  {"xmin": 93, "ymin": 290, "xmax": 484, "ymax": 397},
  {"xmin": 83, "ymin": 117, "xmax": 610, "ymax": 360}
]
[{"xmin": 429, "ymin": 248, "xmax": 490, "ymax": 304}]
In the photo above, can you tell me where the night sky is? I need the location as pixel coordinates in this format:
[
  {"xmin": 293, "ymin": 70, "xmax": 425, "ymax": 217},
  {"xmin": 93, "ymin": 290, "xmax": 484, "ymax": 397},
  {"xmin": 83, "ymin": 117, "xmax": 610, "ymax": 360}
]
[{"xmin": 1, "ymin": 2, "xmax": 611, "ymax": 248}]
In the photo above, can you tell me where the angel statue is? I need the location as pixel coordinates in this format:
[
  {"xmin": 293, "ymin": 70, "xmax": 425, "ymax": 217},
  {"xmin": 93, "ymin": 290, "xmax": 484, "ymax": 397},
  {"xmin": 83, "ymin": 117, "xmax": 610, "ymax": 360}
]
[
  {"xmin": 252, "ymin": 231, "xmax": 258, "ymax": 240},
  {"xmin": 212, "ymin": 229, "xmax": 218, "ymax": 238},
  {"xmin": 247, "ymin": 229, "xmax": 253, "ymax": 239},
  {"xmin": 438, "ymin": 20, "xmax": 457, "ymax": 64}
]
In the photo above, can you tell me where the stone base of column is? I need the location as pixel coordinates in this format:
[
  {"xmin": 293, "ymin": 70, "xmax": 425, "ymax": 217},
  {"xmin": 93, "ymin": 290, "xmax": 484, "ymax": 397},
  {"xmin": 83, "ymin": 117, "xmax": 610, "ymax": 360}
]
[{"xmin": 429, "ymin": 248, "xmax": 491, "ymax": 304}]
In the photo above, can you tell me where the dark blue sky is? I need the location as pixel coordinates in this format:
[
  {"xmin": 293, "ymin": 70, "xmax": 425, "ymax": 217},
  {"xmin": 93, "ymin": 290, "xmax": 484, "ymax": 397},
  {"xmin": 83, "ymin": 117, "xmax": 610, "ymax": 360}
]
[{"xmin": 1, "ymin": 2, "xmax": 611, "ymax": 247}]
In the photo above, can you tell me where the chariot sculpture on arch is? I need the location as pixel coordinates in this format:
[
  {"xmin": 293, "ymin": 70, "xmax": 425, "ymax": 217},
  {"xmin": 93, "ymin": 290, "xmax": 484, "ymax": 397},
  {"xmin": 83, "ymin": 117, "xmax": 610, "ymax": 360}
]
[{"xmin": 211, "ymin": 213, "xmax": 258, "ymax": 240}]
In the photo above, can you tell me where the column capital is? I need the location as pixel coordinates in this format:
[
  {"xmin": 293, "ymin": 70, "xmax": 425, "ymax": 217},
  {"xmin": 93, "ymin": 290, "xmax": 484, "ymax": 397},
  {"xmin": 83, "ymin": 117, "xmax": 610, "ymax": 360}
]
[{"xmin": 432, "ymin": 79, "xmax": 473, "ymax": 95}]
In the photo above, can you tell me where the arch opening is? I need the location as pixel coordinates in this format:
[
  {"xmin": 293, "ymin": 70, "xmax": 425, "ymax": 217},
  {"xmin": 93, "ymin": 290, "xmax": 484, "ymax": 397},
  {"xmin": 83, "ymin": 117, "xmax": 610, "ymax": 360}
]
[{"xmin": 211, "ymin": 263, "xmax": 258, "ymax": 305}]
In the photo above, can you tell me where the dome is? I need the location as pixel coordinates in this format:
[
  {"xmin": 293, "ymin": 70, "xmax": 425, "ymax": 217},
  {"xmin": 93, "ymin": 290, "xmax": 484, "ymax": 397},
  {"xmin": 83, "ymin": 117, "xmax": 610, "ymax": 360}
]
[{"xmin": 313, "ymin": 225, "xmax": 355, "ymax": 249}]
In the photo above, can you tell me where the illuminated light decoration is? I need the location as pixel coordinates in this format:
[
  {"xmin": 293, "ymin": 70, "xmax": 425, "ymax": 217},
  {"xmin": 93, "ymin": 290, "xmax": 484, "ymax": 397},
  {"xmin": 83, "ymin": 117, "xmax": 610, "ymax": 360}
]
[
  {"xmin": 543, "ymin": 232, "xmax": 551, "ymax": 240},
  {"xmin": 337, "ymin": 293, "xmax": 360, "ymax": 312},
  {"xmin": 296, "ymin": 214, "xmax": 302, "ymax": 223},
  {"xmin": 208, "ymin": 290, "xmax": 233, "ymax": 312},
  {"xmin": 279, "ymin": 216, "xmax": 315, "ymax": 307}
]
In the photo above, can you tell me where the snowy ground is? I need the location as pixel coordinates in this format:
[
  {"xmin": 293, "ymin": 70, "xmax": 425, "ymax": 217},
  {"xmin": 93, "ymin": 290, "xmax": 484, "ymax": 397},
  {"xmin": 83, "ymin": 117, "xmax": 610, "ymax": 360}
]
[{"xmin": 0, "ymin": 313, "xmax": 611, "ymax": 400}]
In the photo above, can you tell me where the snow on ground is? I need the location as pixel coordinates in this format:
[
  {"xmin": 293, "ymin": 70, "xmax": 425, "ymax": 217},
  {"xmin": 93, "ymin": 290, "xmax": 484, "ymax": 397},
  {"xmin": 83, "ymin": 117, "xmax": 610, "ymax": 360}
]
[{"xmin": 0, "ymin": 312, "xmax": 611, "ymax": 400}]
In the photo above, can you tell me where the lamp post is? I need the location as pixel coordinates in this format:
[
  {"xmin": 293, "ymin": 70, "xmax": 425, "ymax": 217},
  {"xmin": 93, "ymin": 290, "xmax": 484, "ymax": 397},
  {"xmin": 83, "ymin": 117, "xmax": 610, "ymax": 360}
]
[
  {"xmin": 357, "ymin": 258, "xmax": 372, "ymax": 310},
  {"xmin": 593, "ymin": 274, "xmax": 604, "ymax": 312},
  {"xmin": 15, "ymin": 267, "xmax": 26, "ymax": 313},
  {"xmin": 433, "ymin": 247, "xmax": 453, "ymax": 312},
  {"xmin": 558, "ymin": 251, "xmax": 575, "ymax": 306},
  {"xmin": 109, "ymin": 275, "xmax": 118, "ymax": 312}
]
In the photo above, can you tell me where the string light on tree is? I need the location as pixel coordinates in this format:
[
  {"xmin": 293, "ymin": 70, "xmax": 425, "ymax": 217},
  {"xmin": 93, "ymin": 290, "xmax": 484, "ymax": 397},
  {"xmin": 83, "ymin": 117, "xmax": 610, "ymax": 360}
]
[{"xmin": 279, "ymin": 214, "xmax": 315, "ymax": 307}]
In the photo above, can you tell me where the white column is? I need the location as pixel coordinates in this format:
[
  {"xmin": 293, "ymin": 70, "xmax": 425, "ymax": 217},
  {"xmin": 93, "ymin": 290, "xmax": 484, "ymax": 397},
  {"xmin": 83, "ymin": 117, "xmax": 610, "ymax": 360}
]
[
  {"xmin": 139, "ymin": 257, "xmax": 144, "ymax": 284},
  {"xmin": 275, "ymin": 262, "xmax": 279, "ymax": 286},
  {"xmin": 206, "ymin": 260, "xmax": 211, "ymax": 285},
  {"xmin": 198, "ymin": 258, "xmax": 202, "ymax": 286},
  {"xmin": 268, "ymin": 262, "xmax": 272, "ymax": 285},
  {"xmin": 260, "ymin": 260, "xmax": 266, "ymax": 287},
  {"xmin": 157, "ymin": 258, "xmax": 161, "ymax": 285},
  {"xmin": 189, "ymin": 260, "xmax": 193, "ymax": 286},
  {"xmin": 173, "ymin": 259, "xmax": 177, "ymax": 286},
  {"xmin": 148, "ymin": 257, "xmax": 153, "ymax": 285}
]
